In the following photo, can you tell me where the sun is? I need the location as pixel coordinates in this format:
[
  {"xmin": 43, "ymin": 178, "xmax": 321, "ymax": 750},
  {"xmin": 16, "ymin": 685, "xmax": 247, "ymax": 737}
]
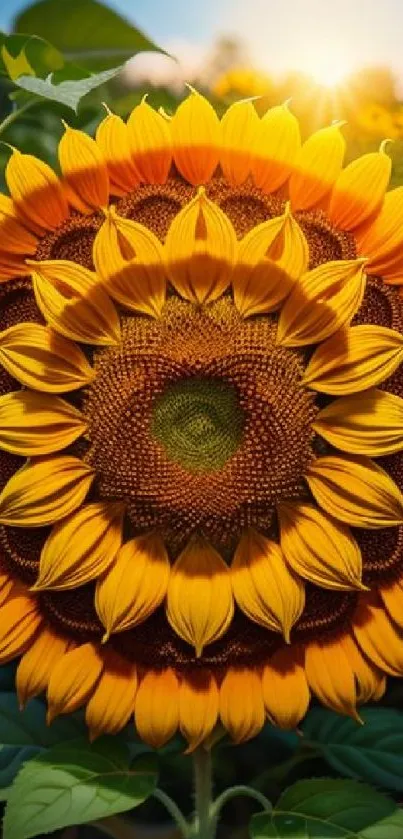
[{"xmin": 298, "ymin": 43, "xmax": 356, "ymax": 89}]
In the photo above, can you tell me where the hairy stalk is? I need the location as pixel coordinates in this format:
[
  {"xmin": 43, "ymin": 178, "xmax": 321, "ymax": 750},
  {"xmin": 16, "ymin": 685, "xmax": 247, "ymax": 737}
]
[
  {"xmin": 191, "ymin": 747, "xmax": 214, "ymax": 839},
  {"xmin": 0, "ymin": 99, "xmax": 38, "ymax": 137}
]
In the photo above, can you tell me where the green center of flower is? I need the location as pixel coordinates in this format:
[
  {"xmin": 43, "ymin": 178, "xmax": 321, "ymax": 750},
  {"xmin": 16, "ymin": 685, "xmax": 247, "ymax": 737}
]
[{"xmin": 151, "ymin": 377, "xmax": 244, "ymax": 473}]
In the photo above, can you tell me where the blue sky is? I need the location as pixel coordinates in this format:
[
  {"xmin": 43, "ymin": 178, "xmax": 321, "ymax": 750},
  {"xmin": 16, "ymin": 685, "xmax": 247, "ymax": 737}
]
[{"xmin": 2, "ymin": 0, "xmax": 403, "ymax": 86}]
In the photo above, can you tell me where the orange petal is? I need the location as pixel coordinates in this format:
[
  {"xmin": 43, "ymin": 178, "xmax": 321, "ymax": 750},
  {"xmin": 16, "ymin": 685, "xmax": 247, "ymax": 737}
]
[
  {"xmin": 93, "ymin": 206, "xmax": 166, "ymax": 317},
  {"xmin": 0, "ymin": 193, "xmax": 37, "ymax": 255},
  {"xmin": 33, "ymin": 501, "xmax": 124, "ymax": 591},
  {"xmin": 0, "ymin": 390, "xmax": 88, "ymax": 456},
  {"xmin": 172, "ymin": 88, "xmax": 220, "ymax": 185},
  {"xmin": 262, "ymin": 647, "xmax": 310, "ymax": 728},
  {"xmin": 355, "ymin": 186, "xmax": 403, "ymax": 271},
  {"xmin": 0, "ymin": 253, "xmax": 28, "ymax": 281},
  {"xmin": 6, "ymin": 149, "xmax": 68, "ymax": 232},
  {"xmin": 289, "ymin": 123, "xmax": 346, "ymax": 211},
  {"xmin": 277, "ymin": 258, "xmax": 367, "ymax": 347},
  {"xmin": 127, "ymin": 97, "xmax": 172, "ymax": 184},
  {"xmin": 220, "ymin": 100, "xmax": 259, "ymax": 186},
  {"xmin": 179, "ymin": 669, "xmax": 219, "ymax": 752},
  {"xmin": 328, "ymin": 144, "xmax": 391, "ymax": 231},
  {"xmin": 47, "ymin": 642, "xmax": 103, "ymax": 722},
  {"xmin": 0, "ymin": 456, "xmax": 95, "ymax": 527},
  {"xmin": 95, "ymin": 109, "xmax": 140, "ymax": 195},
  {"xmin": 305, "ymin": 635, "xmax": 360, "ymax": 719},
  {"xmin": 381, "ymin": 575, "xmax": 403, "ymax": 629},
  {"xmin": 278, "ymin": 501, "xmax": 365, "ymax": 591},
  {"xmin": 96, "ymin": 533, "xmax": 170, "ymax": 640},
  {"xmin": 86, "ymin": 649, "xmax": 137, "ymax": 739},
  {"xmin": 338, "ymin": 633, "xmax": 386, "ymax": 704},
  {"xmin": 135, "ymin": 668, "xmax": 180, "ymax": 748},
  {"xmin": 16, "ymin": 626, "xmax": 70, "ymax": 707},
  {"xmin": 0, "ymin": 592, "xmax": 42, "ymax": 664},
  {"xmin": 353, "ymin": 592, "xmax": 403, "ymax": 676},
  {"xmin": 0, "ymin": 323, "xmax": 95, "ymax": 393},
  {"xmin": 164, "ymin": 187, "xmax": 237, "ymax": 304},
  {"xmin": 30, "ymin": 258, "xmax": 120, "ymax": 345},
  {"xmin": 252, "ymin": 102, "xmax": 301, "ymax": 193},
  {"xmin": 166, "ymin": 534, "xmax": 234, "ymax": 657},
  {"xmin": 59, "ymin": 124, "xmax": 109, "ymax": 212},
  {"xmin": 231, "ymin": 529, "xmax": 305, "ymax": 640},
  {"xmin": 219, "ymin": 668, "xmax": 265, "ymax": 743}
]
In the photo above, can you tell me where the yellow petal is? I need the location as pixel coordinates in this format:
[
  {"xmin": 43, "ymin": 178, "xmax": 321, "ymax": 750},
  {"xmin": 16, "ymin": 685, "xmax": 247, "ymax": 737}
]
[
  {"xmin": 6, "ymin": 149, "xmax": 68, "ymax": 231},
  {"xmin": 30, "ymin": 258, "xmax": 120, "ymax": 345},
  {"xmin": 33, "ymin": 501, "xmax": 124, "ymax": 591},
  {"xmin": 86, "ymin": 649, "xmax": 137, "ymax": 739},
  {"xmin": 0, "ymin": 193, "xmax": 37, "ymax": 255},
  {"xmin": 16, "ymin": 626, "xmax": 70, "ymax": 707},
  {"xmin": 381, "ymin": 575, "xmax": 403, "ymax": 629},
  {"xmin": 252, "ymin": 102, "xmax": 301, "ymax": 193},
  {"xmin": 313, "ymin": 388, "xmax": 403, "ymax": 456},
  {"xmin": 93, "ymin": 207, "xmax": 166, "ymax": 317},
  {"xmin": 47, "ymin": 642, "xmax": 103, "ymax": 722},
  {"xmin": 164, "ymin": 187, "xmax": 237, "ymax": 304},
  {"xmin": 0, "ymin": 456, "xmax": 95, "ymax": 527},
  {"xmin": 0, "ymin": 592, "xmax": 43, "ymax": 664},
  {"xmin": 233, "ymin": 206, "xmax": 309, "ymax": 316},
  {"xmin": 59, "ymin": 124, "xmax": 109, "ymax": 211},
  {"xmin": 0, "ymin": 323, "xmax": 95, "ymax": 393},
  {"xmin": 231, "ymin": 529, "xmax": 305, "ymax": 641},
  {"xmin": 0, "ymin": 390, "xmax": 87, "ymax": 456},
  {"xmin": 338, "ymin": 633, "xmax": 386, "ymax": 704},
  {"xmin": 355, "ymin": 186, "xmax": 403, "ymax": 270},
  {"xmin": 127, "ymin": 97, "xmax": 172, "ymax": 184},
  {"xmin": 289, "ymin": 123, "xmax": 346, "ymax": 211},
  {"xmin": 96, "ymin": 533, "xmax": 170, "ymax": 640},
  {"xmin": 277, "ymin": 258, "xmax": 367, "ymax": 347},
  {"xmin": 172, "ymin": 88, "xmax": 220, "ymax": 185},
  {"xmin": 220, "ymin": 100, "xmax": 259, "ymax": 186},
  {"xmin": 95, "ymin": 109, "xmax": 140, "ymax": 195},
  {"xmin": 179, "ymin": 669, "xmax": 219, "ymax": 752},
  {"xmin": 0, "ymin": 573, "xmax": 15, "ymax": 606},
  {"xmin": 135, "ymin": 668, "xmax": 179, "ymax": 748},
  {"xmin": 353, "ymin": 592, "xmax": 403, "ymax": 677},
  {"xmin": 328, "ymin": 145, "xmax": 391, "ymax": 231},
  {"xmin": 306, "ymin": 454, "xmax": 403, "ymax": 528},
  {"xmin": 262, "ymin": 647, "xmax": 310, "ymax": 728},
  {"xmin": 278, "ymin": 501, "xmax": 365, "ymax": 591},
  {"xmin": 166, "ymin": 534, "xmax": 234, "ymax": 657},
  {"xmin": 302, "ymin": 324, "xmax": 403, "ymax": 395},
  {"xmin": 305, "ymin": 636, "xmax": 359, "ymax": 719},
  {"xmin": 219, "ymin": 668, "xmax": 265, "ymax": 743}
]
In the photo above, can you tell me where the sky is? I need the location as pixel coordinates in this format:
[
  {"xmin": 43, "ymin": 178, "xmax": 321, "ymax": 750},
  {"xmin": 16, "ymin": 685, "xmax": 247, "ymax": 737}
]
[{"xmin": 2, "ymin": 0, "xmax": 403, "ymax": 88}]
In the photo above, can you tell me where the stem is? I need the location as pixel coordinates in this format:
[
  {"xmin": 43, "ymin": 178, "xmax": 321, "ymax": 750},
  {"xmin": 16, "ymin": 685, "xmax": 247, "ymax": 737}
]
[
  {"xmin": 191, "ymin": 746, "xmax": 214, "ymax": 839},
  {"xmin": 212, "ymin": 786, "xmax": 272, "ymax": 818},
  {"xmin": 153, "ymin": 787, "xmax": 190, "ymax": 837},
  {"xmin": 0, "ymin": 99, "xmax": 38, "ymax": 138}
]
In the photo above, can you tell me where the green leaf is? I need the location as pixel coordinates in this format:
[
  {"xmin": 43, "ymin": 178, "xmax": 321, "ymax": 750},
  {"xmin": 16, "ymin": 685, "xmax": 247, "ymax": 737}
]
[
  {"xmin": 0, "ymin": 692, "xmax": 85, "ymax": 747},
  {"xmin": 250, "ymin": 779, "xmax": 402, "ymax": 839},
  {"xmin": 14, "ymin": 0, "xmax": 167, "ymax": 71},
  {"xmin": 13, "ymin": 65, "xmax": 123, "ymax": 112},
  {"xmin": 3, "ymin": 738, "xmax": 158, "ymax": 839},
  {"xmin": 0, "ymin": 33, "xmax": 64, "ymax": 78},
  {"xmin": 303, "ymin": 707, "xmax": 403, "ymax": 791}
]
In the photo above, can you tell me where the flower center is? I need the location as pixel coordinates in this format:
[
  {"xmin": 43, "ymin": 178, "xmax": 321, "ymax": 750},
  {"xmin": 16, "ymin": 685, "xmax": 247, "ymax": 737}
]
[{"xmin": 151, "ymin": 376, "xmax": 244, "ymax": 473}]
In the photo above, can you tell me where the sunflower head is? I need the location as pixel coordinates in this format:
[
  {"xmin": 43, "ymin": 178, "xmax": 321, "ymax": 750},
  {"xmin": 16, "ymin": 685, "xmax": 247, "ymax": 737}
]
[{"xmin": 0, "ymin": 90, "xmax": 403, "ymax": 749}]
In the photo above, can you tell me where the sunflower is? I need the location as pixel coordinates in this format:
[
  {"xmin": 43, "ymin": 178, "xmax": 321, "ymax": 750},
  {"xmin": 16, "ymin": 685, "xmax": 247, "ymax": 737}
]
[
  {"xmin": 0, "ymin": 91, "xmax": 403, "ymax": 750},
  {"xmin": 212, "ymin": 67, "xmax": 273, "ymax": 100}
]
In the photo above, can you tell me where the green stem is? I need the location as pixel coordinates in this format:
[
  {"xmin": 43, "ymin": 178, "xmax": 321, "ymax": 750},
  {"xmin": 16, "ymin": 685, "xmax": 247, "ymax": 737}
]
[
  {"xmin": 210, "ymin": 785, "xmax": 271, "ymax": 836},
  {"xmin": 153, "ymin": 787, "xmax": 190, "ymax": 837},
  {"xmin": 191, "ymin": 746, "xmax": 214, "ymax": 839},
  {"xmin": 0, "ymin": 99, "xmax": 38, "ymax": 138}
]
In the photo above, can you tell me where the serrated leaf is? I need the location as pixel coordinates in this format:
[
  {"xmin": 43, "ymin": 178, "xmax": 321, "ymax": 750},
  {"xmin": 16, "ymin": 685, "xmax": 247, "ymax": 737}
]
[
  {"xmin": 13, "ymin": 65, "xmax": 123, "ymax": 112},
  {"xmin": 0, "ymin": 692, "xmax": 85, "ymax": 747},
  {"xmin": 14, "ymin": 0, "xmax": 167, "ymax": 71},
  {"xmin": 3, "ymin": 739, "xmax": 158, "ymax": 839},
  {"xmin": 0, "ymin": 746, "xmax": 40, "ymax": 800},
  {"xmin": 302, "ymin": 707, "xmax": 403, "ymax": 791},
  {"xmin": 251, "ymin": 779, "xmax": 398, "ymax": 839}
]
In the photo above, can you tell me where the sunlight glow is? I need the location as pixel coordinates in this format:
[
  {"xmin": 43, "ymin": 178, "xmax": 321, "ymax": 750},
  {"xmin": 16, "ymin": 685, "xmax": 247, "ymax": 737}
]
[{"xmin": 294, "ymin": 44, "xmax": 357, "ymax": 89}]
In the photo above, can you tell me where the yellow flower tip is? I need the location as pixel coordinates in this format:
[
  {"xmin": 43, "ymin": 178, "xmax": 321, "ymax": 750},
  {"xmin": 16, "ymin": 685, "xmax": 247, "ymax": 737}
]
[
  {"xmin": 380, "ymin": 138, "xmax": 394, "ymax": 153},
  {"xmin": 141, "ymin": 93, "xmax": 149, "ymax": 105},
  {"xmin": 101, "ymin": 631, "xmax": 110, "ymax": 644},
  {"xmin": 61, "ymin": 119, "xmax": 69, "ymax": 132},
  {"xmin": 101, "ymin": 101, "xmax": 113, "ymax": 116}
]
